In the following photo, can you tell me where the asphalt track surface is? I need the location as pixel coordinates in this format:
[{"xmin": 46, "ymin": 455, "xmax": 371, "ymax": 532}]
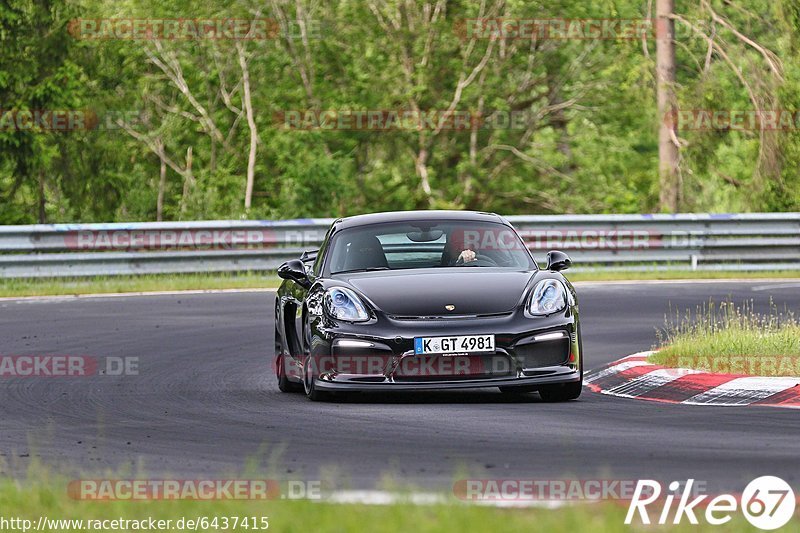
[{"xmin": 1, "ymin": 280, "xmax": 799, "ymax": 494}]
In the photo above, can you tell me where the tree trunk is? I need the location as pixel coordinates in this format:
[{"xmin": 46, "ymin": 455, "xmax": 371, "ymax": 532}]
[
  {"xmin": 38, "ymin": 170, "xmax": 46, "ymax": 223},
  {"xmin": 157, "ymin": 139, "xmax": 167, "ymax": 222},
  {"xmin": 415, "ymin": 145, "xmax": 434, "ymax": 207},
  {"xmin": 238, "ymin": 43, "xmax": 257, "ymax": 213},
  {"xmin": 180, "ymin": 147, "xmax": 194, "ymax": 218},
  {"xmin": 656, "ymin": 0, "xmax": 680, "ymax": 212}
]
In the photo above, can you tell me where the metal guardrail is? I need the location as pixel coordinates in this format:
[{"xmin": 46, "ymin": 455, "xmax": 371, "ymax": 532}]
[{"xmin": 0, "ymin": 213, "xmax": 798, "ymax": 278}]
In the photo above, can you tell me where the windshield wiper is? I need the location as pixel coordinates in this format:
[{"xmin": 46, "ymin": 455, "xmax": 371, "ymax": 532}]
[{"xmin": 333, "ymin": 267, "xmax": 390, "ymax": 274}]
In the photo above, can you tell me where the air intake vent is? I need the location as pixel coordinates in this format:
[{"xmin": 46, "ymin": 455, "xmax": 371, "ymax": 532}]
[{"xmin": 514, "ymin": 339, "xmax": 570, "ymax": 368}]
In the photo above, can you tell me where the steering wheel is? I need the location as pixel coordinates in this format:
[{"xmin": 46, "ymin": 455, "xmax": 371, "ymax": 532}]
[{"xmin": 455, "ymin": 253, "xmax": 498, "ymax": 267}]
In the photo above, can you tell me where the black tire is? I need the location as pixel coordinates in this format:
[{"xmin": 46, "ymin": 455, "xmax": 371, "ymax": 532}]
[
  {"xmin": 275, "ymin": 320, "xmax": 302, "ymax": 393},
  {"xmin": 276, "ymin": 353, "xmax": 303, "ymax": 393},
  {"xmin": 303, "ymin": 358, "xmax": 331, "ymax": 402},
  {"xmin": 538, "ymin": 380, "xmax": 582, "ymax": 402}
]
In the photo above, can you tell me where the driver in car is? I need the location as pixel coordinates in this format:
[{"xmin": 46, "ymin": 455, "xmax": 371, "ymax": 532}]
[
  {"xmin": 441, "ymin": 232, "xmax": 478, "ymax": 265},
  {"xmin": 456, "ymin": 249, "xmax": 477, "ymax": 263}
]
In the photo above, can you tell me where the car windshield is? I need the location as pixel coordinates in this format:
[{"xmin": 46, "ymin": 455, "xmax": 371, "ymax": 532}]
[{"xmin": 327, "ymin": 220, "xmax": 536, "ymax": 274}]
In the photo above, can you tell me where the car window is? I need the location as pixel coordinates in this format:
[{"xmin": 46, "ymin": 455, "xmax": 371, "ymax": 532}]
[
  {"xmin": 376, "ymin": 231, "xmax": 446, "ymax": 268},
  {"xmin": 326, "ymin": 220, "xmax": 535, "ymax": 274},
  {"xmin": 312, "ymin": 227, "xmax": 334, "ymax": 276}
]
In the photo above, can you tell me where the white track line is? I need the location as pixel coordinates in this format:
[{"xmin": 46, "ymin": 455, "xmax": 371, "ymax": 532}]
[
  {"xmin": 605, "ymin": 368, "xmax": 701, "ymax": 398},
  {"xmin": 588, "ymin": 354, "xmax": 800, "ymax": 408},
  {"xmin": 751, "ymin": 282, "xmax": 800, "ymax": 291},
  {"xmin": 573, "ymin": 278, "xmax": 800, "ymax": 287},
  {"xmin": 583, "ymin": 352, "xmax": 654, "ymax": 384},
  {"xmin": 685, "ymin": 377, "xmax": 800, "ymax": 406},
  {"xmin": 323, "ymin": 490, "xmax": 567, "ymax": 508},
  {"xmin": 583, "ymin": 361, "xmax": 651, "ymax": 384}
]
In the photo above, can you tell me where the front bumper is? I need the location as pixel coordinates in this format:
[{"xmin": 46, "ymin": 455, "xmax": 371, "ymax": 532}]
[
  {"xmin": 314, "ymin": 364, "xmax": 580, "ymax": 391},
  {"xmin": 306, "ymin": 309, "xmax": 581, "ymax": 392}
]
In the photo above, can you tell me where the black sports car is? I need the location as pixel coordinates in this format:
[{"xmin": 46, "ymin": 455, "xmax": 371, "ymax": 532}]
[{"xmin": 274, "ymin": 210, "xmax": 583, "ymax": 401}]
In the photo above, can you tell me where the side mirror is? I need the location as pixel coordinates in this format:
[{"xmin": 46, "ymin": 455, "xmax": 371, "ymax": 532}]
[
  {"xmin": 545, "ymin": 250, "xmax": 571, "ymax": 272},
  {"xmin": 278, "ymin": 259, "xmax": 311, "ymax": 288},
  {"xmin": 300, "ymin": 249, "xmax": 319, "ymax": 264}
]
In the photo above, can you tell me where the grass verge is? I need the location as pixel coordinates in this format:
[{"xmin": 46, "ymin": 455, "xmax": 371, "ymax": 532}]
[
  {"xmin": 1, "ymin": 270, "xmax": 799, "ymax": 298},
  {"xmin": 0, "ymin": 475, "xmax": 781, "ymax": 533},
  {"xmin": 566, "ymin": 269, "xmax": 800, "ymax": 282},
  {"xmin": 0, "ymin": 273, "xmax": 280, "ymax": 298},
  {"xmin": 650, "ymin": 300, "xmax": 800, "ymax": 376}
]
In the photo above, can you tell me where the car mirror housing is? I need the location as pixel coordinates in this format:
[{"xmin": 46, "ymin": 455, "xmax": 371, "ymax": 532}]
[
  {"xmin": 278, "ymin": 259, "xmax": 311, "ymax": 288},
  {"xmin": 545, "ymin": 250, "xmax": 572, "ymax": 272},
  {"xmin": 300, "ymin": 249, "xmax": 319, "ymax": 264}
]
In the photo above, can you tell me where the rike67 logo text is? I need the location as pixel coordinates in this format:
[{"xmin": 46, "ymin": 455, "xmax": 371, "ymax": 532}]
[{"xmin": 626, "ymin": 477, "xmax": 796, "ymax": 530}]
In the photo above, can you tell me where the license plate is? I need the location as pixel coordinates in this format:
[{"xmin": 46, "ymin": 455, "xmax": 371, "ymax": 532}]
[{"xmin": 414, "ymin": 335, "xmax": 495, "ymax": 355}]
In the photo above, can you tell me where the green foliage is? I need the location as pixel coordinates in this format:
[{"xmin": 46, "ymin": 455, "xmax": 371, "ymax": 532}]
[{"xmin": 1, "ymin": 0, "xmax": 799, "ymax": 223}]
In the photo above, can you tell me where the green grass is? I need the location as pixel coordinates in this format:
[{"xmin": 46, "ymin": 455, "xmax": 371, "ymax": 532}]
[
  {"xmin": 1, "ymin": 270, "xmax": 799, "ymax": 298},
  {"xmin": 566, "ymin": 269, "xmax": 800, "ymax": 282},
  {"xmin": 0, "ymin": 474, "xmax": 783, "ymax": 533},
  {"xmin": 650, "ymin": 300, "xmax": 800, "ymax": 376},
  {"xmin": 0, "ymin": 273, "xmax": 280, "ymax": 298}
]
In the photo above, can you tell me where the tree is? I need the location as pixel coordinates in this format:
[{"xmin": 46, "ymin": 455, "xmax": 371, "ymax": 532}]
[
  {"xmin": 656, "ymin": 0, "xmax": 680, "ymax": 212},
  {"xmin": 0, "ymin": 0, "xmax": 85, "ymax": 222}
]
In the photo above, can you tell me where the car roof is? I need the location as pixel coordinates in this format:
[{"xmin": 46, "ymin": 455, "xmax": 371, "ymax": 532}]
[{"xmin": 332, "ymin": 210, "xmax": 508, "ymax": 231}]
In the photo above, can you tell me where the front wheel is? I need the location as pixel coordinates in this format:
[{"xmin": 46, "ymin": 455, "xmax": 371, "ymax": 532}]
[
  {"xmin": 303, "ymin": 358, "xmax": 332, "ymax": 402},
  {"xmin": 538, "ymin": 380, "xmax": 582, "ymax": 402},
  {"xmin": 276, "ymin": 353, "xmax": 303, "ymax": 393},
  {"xmin": 275, "ymin": 320, "xmax": 303, "ymax": 393}
]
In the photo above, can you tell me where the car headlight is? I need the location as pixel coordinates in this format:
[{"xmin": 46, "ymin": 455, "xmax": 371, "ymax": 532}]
[
  {"xmin": 528, "ymin": 279, "xmax": 567, "ymax": 316},
  {"xmin": 324, "ymin": 287, "xmax": 370, "ymax": 322}
]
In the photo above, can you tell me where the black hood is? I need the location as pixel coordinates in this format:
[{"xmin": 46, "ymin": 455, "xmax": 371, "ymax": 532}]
[{"xmin": 337, "ymin": 268, "xmax": 535, "ymax": 316}]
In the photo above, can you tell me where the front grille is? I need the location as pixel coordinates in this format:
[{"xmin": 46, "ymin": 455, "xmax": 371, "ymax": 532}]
[
  {"xmin": 513, "ymin": 339, "xmax": 569, "ymax": 369},
  {"xmin": 389, "ymin": 311, "xmax": 513, "ymax": 321}
]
